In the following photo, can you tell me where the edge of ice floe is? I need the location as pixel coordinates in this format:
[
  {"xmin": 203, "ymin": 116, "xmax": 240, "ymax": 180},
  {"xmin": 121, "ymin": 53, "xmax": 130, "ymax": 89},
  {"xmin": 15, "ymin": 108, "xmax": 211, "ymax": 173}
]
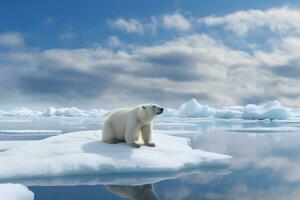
[
  {"xmin": 0, "ymin": 183, "xmax": 34, "ymax": 200},
  {"xmin": 0, "ymin": 130, "xmax": 231, "ymax": 181}
]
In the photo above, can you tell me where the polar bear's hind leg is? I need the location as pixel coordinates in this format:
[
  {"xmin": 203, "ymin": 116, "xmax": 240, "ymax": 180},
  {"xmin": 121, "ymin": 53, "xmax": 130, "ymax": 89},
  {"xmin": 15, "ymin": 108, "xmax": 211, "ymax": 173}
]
[{"xmin": 103, "ymin": 121, "xmax": 116, "ymax": 143}]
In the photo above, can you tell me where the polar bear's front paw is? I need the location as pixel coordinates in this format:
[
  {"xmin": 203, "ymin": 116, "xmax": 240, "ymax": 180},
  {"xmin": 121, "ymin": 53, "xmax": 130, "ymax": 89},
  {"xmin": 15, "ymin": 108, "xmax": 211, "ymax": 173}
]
[
  {"xmin": 145, "ymin": 143, "xmax": 156, "ymax": 147},
  {"xmin": 130, "ymin": 143, "xmax": 141, "ymax": 148}
]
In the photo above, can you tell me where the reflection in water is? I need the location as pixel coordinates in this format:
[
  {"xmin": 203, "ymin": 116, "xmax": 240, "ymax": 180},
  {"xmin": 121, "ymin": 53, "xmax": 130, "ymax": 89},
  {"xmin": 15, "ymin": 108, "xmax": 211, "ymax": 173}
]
[
  {"xmin": 16, "ymin": 167, "xmax": 229, "ymax": 200},
  {"xmin": 161, "ymin": 127, "xmax": 300, "ymax": 200},
  {"xmin": 106, "ymin": 184, "xmax": 159, "ymax": 200}
]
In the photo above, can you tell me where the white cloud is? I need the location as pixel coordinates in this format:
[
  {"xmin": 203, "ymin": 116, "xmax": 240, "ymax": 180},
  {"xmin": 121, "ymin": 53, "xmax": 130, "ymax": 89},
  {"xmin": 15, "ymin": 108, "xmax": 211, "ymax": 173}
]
[
  {"xmin": 108, "ymin": 14, "xmax": 192, "ymax": 35},
  {"xmin": 162, "ymin": 13, "xmax": 191, "ymax": 31},
  {"xmin": 0, "ymin": 32, "xmax": 24, "ymax": 47},
  {"xmin": 254, "ymin": 37, "xmax": 300, "ymax": 68},
  {"xmin": 33, "ymin": 34, "xmax": 258, "ymax": 106},
  {"xmin": 200, "ymin": 7, "xmax": 300, "ymax": 36},
  {"xmin": 0, "ymin": 33, "xmax": 256, "ymax": 107},
  {"xmin": 107, "ymin": 36, "xmax": 122, "ymax": 47},
  {"xmin": 108, "ymin": 18, "xmax": 144, "ymax": 34},
  {"xmin": 2, "ymin": 28, "xmax": 300, "ymax": 107}
]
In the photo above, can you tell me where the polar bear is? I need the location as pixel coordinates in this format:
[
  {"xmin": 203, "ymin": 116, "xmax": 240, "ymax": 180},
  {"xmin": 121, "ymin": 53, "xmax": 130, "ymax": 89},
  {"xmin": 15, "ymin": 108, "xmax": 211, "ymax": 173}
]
[{"xmin": 102, "ymin": 104, "xmax": 164, "ymax": 148}]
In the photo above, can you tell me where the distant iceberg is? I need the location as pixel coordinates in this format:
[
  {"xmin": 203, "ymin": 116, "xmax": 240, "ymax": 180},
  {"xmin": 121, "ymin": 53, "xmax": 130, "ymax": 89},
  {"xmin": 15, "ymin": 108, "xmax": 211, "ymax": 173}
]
[
  {"xmin": 0, "ymin": 108, "xmax": 42, "ymax": 117},
  {"xmin": 0, "ymin": 183, "xmax": 34, "ymax": 200},
  {"xmin": 162, "ymin": 108, "xmax": 179, "ymax": 117},
  {"xmin": 43, "ymin": 107, "xmax": 108, "ymax": 117},
  {"xmin": 176, "ymin": 99, "xmax": 290, "ymax": 120},
  {"xmin": 0, "ymin": 130, "xmax": 231, "ymax": 181},
  {"xmin": 214, "ymin": 106, "xmax": 244, "ymax": 119},
  {"xmin": 178, "ymin": 99, "xmax": 215, "ymax": 117},
  {"xmin": 0, "ymin": 99, "xmax": 294, "ymax": 120},
  {"xmin": 228, "ymin": 127, "xmax": 300, "ymax": 133},
  {"xmin": 242, "ymin": 101, "xmax": 290, "ymax": 120}
]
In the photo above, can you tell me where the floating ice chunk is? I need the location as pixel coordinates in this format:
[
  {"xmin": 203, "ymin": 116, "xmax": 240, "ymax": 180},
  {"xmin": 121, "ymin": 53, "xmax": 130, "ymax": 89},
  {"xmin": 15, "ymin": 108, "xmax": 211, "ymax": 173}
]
[
  {"xmin": 228, "ymin": 127, "xmax": 300, "ymax": 133},
  {"xmin": 163, "ymin": 99, "xmax": 291, "ymax": 120},
  {"xmin": 43, "ymin": 107, "xmax": 88, "ymax": 117},
  {"xmin": 0, "ymin": 130, "xmax": 231, "ymax": 181},
  {"xmin": 178, "ymin": 99, "xmax": 215, "ymax": 117},
  {"xmin": 290, "ymin": 108, "xmax": 300, "ymax": 118},
  {"xmin": 155, "ymin": 129, "xmax": 200, "ymax": 135},
  {"xmin": 162, "ymin": 108, "xmax": 179, "ymax": 117},
  {"xmin": 0, "ymin": 183, "xmax": 34, "ymax": 200},
  {"xmin": 43, "ymin": 107, "xmax": 108, "ymax": 117},
  {"xmin": 242, "ymin": 101, "xmax": 290, "ymax": 120},
  {"xmin": 0, "ymin": 100, "xmax": 293, "ymax": 120},
  {"xmin": 85, "ymin": 109, "xmax": 110, "ymax": 117},
  {"xmin": 0, "ymin": 130, "xmax": 62, "ymax": 134},
  {"xmin": 215, "ymin": 107, "xmax": 243, "ymax": 119},
  {"xmin": 0, "ymin": 108, "xmax": 41, "ymax": 117}
]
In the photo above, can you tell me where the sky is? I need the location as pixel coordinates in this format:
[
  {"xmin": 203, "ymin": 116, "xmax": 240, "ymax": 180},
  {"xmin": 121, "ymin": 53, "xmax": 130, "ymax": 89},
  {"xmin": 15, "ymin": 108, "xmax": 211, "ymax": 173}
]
[{"xmin": 1, "ymin": 0, "xmax": 300, "ymax": 109}]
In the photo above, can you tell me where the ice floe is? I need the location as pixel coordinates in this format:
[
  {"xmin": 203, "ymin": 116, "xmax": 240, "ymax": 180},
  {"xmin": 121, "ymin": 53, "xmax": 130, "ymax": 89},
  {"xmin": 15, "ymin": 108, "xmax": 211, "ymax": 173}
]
[
  {"xmin": 242, "ymin": 101, "xmax": 290, "ymax": 120},
  {"xmin": 0, "ymin": 130, "xmax": 231, "ymax": 181},
  {"xmin": 0, "ymin": 130, "xmax": 62, "ymax": 134},
  {"xmin": 228, "ymin": 127, "xmax": 300, "ymax": 133},
  {"xmin": 155, "ymin": 129, "xmax": 200, "ymax": 136},
  {"xmin": 43, "ymin": 107, "xmax": 108, "ymax": 117},
  {"xmin": 162, "ymin": 108, "xmax": 179, "ymax": 117},
  {"xmin": 214, "ymin": 106, "xmax": 244, "ymax": 119},
  {"xmin": 6, "ymin": 168, "xmax": 230, "ymax": 187},
  {"xmin": 0, "ymin": 183, "xmax": 34, "ymax": 200},
  {"xmin": 0, "ymin": 99, "xmax": 295, "ymax": 120},
  {"xmin": 0, "ymin": 108, "xmax": 41, "ymax": 117},
  {"xmin": 178, "ymin": 99, "xmax": 216, "ymax": 117},
  {"xmin": 176, "ymin": 99, "xmax": 291, "ymax": 120},
  {"xmin": 0, "ymin": 141, "xmax": 36, "ymax": 151}
]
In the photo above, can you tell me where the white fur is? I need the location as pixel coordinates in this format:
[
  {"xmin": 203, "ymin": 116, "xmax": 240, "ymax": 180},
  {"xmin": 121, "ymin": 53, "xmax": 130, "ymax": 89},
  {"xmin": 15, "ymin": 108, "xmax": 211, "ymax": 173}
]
[{"xmin": 102, "ymin": 104, "xmax": 163, "ymax": 147}]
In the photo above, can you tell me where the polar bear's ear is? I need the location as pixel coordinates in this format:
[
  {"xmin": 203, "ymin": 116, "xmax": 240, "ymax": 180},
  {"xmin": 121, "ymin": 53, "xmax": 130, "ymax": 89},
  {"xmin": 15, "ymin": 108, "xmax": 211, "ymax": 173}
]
[{"xmin": 142, "ymin": 106, "xmax": 146, "ymax": 109}]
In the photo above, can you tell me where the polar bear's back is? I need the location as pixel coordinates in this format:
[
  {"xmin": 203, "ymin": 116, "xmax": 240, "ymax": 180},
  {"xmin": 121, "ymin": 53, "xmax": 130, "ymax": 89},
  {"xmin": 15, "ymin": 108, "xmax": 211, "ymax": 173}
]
[{"xmin": 105, "ymin": 107, "xmax": 138, "ymax": 139}]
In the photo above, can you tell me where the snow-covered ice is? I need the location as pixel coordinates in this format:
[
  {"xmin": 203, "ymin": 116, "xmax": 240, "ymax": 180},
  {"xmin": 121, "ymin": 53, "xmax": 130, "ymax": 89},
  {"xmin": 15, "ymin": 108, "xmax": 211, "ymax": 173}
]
[
  {"xmin": 0, "ymin": 99, "xmax": 296, "ymax": 120},
  {"xmin": 0, "ymin": 141, "xmax": 36, "ymax": 151},
  {"xmin": 155, "ymin": 129, "xmax": 200, "ymax": 135},
  {"xmin": 242, "ymin": 101, "xmax": 290, "ymax": 120},
  {"xmin": 178, "ymin": 99, "xmax": 216, "ymax": 117},
  {"xmin": 0, "ymin": 130, "xmax": 231, "ymax": 181},
  {"xmin": 0, "ymin": 183, "xmax": 34, "ymax": 200},
  {"xmin": 177, "ymin": 99, "xmax": 291, "ymax": 120},
  {"xmin": 0, "ymin": 130, "xmax": 62, "ymax": 134},
  {"xmin": 228, "ymin": 127, "xmax": 300, "ymax": 133},
  {"xmin": 162, "ymin": 108, "xmax": 179, "ymax": 117},
  {"xmin": 43, "ymin": 107, "xmax": 108, "ymax": 117},
  {"xmin": 163, "ymin": 99, "xmax": 292, "ymax": 120},
  {"xmin": 0, "ymin": 108, "xmax": 41, "ymax": 117},
  {"xmin": 214, "ymin": 106, "xmax": 243, "ymax": 119},
  {"xmin": 0, "ymin": 107, "xmax": 109, "ymax": 118}
]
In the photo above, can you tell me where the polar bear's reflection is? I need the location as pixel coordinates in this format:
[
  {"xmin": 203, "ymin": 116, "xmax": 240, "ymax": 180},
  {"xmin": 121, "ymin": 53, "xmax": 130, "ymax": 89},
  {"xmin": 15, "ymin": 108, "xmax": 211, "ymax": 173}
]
[{"xmin": 105, "ymin": 184, "xmax": 159, "ymax": 200}]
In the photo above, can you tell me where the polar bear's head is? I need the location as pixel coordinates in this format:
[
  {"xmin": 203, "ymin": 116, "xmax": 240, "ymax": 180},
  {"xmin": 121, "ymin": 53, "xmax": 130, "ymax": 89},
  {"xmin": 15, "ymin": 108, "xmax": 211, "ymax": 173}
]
[{"xmin": 138, "ymin": 104, "xmax": 164, "ymax": 124}]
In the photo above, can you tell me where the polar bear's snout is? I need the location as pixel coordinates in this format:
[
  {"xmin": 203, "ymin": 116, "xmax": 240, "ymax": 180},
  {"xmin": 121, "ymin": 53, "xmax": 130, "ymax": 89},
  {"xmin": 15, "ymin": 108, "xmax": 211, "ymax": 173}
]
[
  {"xmin": 158, "ymin": 108, "xmax": 164, "ymax": 114},
  {"xmin": 154, "ymin": 106, "xmax": 164, "ymax": 115}
]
